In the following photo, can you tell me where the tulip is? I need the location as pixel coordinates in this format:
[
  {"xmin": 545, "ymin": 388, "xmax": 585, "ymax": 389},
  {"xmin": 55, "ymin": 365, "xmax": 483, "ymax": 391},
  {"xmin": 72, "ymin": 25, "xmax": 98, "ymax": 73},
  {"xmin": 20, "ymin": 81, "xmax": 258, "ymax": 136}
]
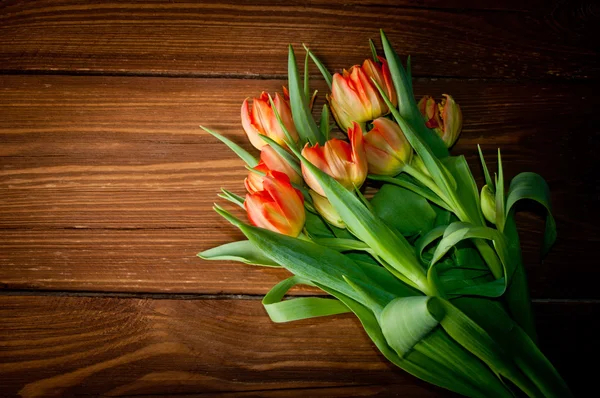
[
  {"xmin": 364, "ymin": 117, "xmax": 412, "ymax": 176},
  {"xmin": 241, "ymin": 90, "xmax": 299, "ymax": 150},
  {"xmin": 244, "ymin": 171, "xmax": 305, "ymax": 237},
  {"xmin": 309, "ymin": 190, "xmax": 346, "ymax": 228},
  {"xmin": 480, "ymin": 184, "xmax": 497, "ymax": 224},
  {"xmin": 244, "ymin": 162, "xmax": 270, "ymax": 195},
  {"xmin": 417, "ymin": 94, "xmax": 462, "ymax": 148},
  {"xmin": 328, "ymin": 57, "xmax": 397, "ymax": 132},
  {"xmin": 260, "ymin": 145, "xmax": 302, "ymax": 186},
  {"xmin": 301, "ymin": 122, "xmax": 368, "ymax": 197}
]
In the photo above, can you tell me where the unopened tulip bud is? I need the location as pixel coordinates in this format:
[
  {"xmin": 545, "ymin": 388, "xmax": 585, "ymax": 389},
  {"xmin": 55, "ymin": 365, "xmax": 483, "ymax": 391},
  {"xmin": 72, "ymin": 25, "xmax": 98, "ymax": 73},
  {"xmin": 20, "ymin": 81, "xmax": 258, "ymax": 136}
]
[
  {"xmin": 418, "ymin": 94, "xmax": 462, "ymax": 148},
  {"xmin": 301, "ymin": 122, "xmax": 368, "ymax": 197},
  {"xmin": 309, "ymin": 190, "xmax": 346, "ymax": 228},
  {"xmin": 328, "ymin": 57, "xmax": 397, "ymax": 132},
  {"xmin": 364, "ymin": 118, "xmax": 412, "ymax": 176},
  {"xmin": 244, "ymin": 171, "xmax": 306, "ymax": 237},
  {"xmin": 241, "ymin": 90, "xmax": 299, "ymax": 150},
  {"xmin": 410, "ymin": 154, "xmax": 431, "ymax": 178},
  {"xmin": 480, "ymin": 184, "xmax": 496, "ymax": 224}
]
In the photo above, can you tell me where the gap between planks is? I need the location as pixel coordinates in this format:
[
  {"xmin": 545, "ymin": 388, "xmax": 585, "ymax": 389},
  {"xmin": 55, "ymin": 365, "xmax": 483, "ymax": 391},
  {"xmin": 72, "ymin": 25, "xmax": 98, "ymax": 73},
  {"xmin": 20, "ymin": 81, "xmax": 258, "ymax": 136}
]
[{"xmin": 1, "ymin": 288, "xmax": 599, "ymax": 304}]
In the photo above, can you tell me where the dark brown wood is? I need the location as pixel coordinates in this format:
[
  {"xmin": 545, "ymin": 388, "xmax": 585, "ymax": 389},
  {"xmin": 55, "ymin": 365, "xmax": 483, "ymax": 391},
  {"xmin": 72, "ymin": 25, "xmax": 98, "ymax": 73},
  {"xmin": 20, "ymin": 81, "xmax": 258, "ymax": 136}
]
[
  {"xmin": 1, "ymin": 75, "xmax": 598, "ymax": 298},
  {"xmin": 0, "ymin": 295, "xmax": 596, "ymax": 397},
  {"xmin": 0, "ymin": 1, "xmax": 598, "ymax": 79}
]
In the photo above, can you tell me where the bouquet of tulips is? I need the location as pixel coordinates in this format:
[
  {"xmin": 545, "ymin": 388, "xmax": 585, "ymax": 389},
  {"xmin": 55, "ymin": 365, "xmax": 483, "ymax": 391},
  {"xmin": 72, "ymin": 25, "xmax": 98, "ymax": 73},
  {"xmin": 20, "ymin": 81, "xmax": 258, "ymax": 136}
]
[{"xmin": 199, "ymin": 31, "xmax": 571, "ymax": 397}]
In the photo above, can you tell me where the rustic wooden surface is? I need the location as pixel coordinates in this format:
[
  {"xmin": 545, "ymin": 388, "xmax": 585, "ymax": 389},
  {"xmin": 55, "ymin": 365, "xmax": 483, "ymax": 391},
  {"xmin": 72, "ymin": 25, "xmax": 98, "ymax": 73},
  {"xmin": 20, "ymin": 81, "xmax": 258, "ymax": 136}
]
[{"xmin": 1, "ymin": 0, "xmax": 599, "ymax": 397}]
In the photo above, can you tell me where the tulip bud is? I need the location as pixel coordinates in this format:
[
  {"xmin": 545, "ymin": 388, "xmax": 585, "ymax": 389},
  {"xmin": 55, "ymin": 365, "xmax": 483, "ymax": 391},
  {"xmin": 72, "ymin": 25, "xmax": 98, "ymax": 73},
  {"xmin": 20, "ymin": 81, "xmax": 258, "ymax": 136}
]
[
  {"xmin": 328, "ymin": 57, "xmax": 397, "ymax": 132},
  {"xmin": 301, "ymin": 122, "xmax": 368, "ymax": 197},
  {"xmin": 417, "ymin": 94, "xmax": 462, "ymax": 148},
  {"xmin": 244, "ymin": 162, "xmax": 270, "ymax": 194},
  {"xmin": 244, "ymin": 171, "xmax": 306, "ymax": 237},
  {"xmin": 260, "ymin": 145, "xmax": 302, "ymax": 186},
  {"xmin": 364, "ymin": 117, "xmax": 412, "ymax": 176},
  {"xmin": 241, "ymin": 90, "xmax": 299, "ymax": 150},
  {"xmin": 480, "ymin": 184, "xmax": 496, "ymax": 224},
  {"xmin": 309, "ymin": 190, "xmax": 346, "ymax": 228}
]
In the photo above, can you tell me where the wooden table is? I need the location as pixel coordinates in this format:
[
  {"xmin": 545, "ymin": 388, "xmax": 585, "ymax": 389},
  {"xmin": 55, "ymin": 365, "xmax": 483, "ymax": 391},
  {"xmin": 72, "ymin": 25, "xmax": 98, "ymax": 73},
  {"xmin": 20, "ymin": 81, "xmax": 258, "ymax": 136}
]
[{"xmin": 1, "ymin": 1, "xmax": 598, "ymax": 396}]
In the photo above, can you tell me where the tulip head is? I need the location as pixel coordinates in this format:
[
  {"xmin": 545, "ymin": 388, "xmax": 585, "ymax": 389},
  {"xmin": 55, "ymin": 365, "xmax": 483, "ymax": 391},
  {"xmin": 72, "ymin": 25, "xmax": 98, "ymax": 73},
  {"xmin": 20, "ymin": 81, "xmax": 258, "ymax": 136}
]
[
  {"xmin": 259, "ymin": 145, "xmax": 302, "ymax": 186},
  {"xmin": 418, "ymin": 94, "xmax": 462, "ymax": 148},
  {"xmin": 480, "ymin": 184, "xmax": 497, "ymax": 225},
  {"xmin": 244, "ymin": 171, "xmax": 305, "ymax": 237},
  {"xmin": 301, "ymin": 122, "xmax": 368, "ymax": 197},
  {"xmin": 328, "ymin": 57, "xmax": 397, "ymax": 132},
  {"xmin": 241, "ymin": 90, "xmax": 299, "ymax": 150},
  {"xmin": 364, "ymin": 117, "xmax": 412, "ymax": 176},
  {"xmin": 309, "ymin": 190, "xmax": 346, "ymax": 229}
]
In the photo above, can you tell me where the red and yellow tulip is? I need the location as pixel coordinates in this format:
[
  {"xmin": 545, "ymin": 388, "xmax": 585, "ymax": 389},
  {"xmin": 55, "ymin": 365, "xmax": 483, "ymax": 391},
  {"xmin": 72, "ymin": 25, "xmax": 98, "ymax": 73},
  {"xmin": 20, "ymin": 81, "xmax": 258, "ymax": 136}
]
[
  {"xmin": 328, "ymin": 57, "xmax": 397, "ymax": 132},
  {"xmin": 301, "ymin": 122, "xmax": 368, "ymax": 197},
  {"xmin": 244, "ymin": 171, "xmax": 305, "ymax": 237},
  {"xmin": 241, "ymin": 90, "xmax": 299, "ymax": 150},
  {"xmin": 364, "ymin": 117, "xmax": 412, "ymax": 176},
  {"xmin": 418, "ymin": 94, "xmax": 462, "ymax": 148}
]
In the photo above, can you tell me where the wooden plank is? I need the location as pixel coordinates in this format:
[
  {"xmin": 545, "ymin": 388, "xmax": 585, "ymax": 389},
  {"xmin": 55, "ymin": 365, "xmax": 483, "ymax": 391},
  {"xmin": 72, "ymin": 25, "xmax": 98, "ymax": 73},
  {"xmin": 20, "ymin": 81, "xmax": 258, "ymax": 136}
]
[
  {"xmin": 1, "ymin": 75, "xmax": 598, "ymax": 298},
  {"xmin": 0, "ymin": 295, "xmax": 596, "ymax": 397},
  {"xmin": 0, "ymin": 1, "xmax": 598, "ymax": 79}
]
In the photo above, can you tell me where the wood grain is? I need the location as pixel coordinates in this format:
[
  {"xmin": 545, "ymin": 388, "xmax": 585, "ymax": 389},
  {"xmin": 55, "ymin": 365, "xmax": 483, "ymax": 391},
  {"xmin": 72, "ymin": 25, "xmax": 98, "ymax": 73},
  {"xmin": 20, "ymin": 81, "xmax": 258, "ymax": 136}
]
[
  {"xmin": 1, "ymin": 75, "xmax": 598, "ymax": 298},
  {"xmin": 0, "ymin": 0, "xmax": 598, "ymax": 79},
  {"xmin": 0, "ymin": 295, "xmax": 596, "ymax": 397}
]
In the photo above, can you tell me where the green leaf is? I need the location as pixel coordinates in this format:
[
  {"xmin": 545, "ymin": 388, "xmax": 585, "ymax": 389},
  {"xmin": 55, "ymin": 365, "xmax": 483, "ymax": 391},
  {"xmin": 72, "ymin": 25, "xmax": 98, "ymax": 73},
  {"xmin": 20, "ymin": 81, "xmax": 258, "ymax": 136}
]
[
  {"xmin": 429, "ymin": 297, "xmax": 542, "ymax": 397},
  {"xmin": 218, "ymin": 189, "xmax": 245, "ymax": 208},
  {"xmin": 200, "ymin": 125, "xmax": 258, "ymax": 167},
  {"xmin": 288, "ymin": 45, "xmax": 325, "ymax": 145},
  {"xmin": 198, "ymin": 240, "xmax": 280, "ymax": 267},
  {"xmin": 495, "ymin": 149, "xmax": 506, "ymax": 230},
  {"xmin": 415, "ymin": 225, "xmax": 448, "ymax": 266},
  {"xmin": 477, "ymin": 145, "xmax": 494, "ymax": 192},
  {"xmin": 263, "ymin": 276, "xmax": 350, "ymax": 323},
  {"xmin": 368, "ymin": 174, "xmax": 453, "ymax": 212},
  {"xmin": 369, "ymin": 39, "xmax": 378, "ymax": 62},
  {"xmin": 312, "ymin": 238, "xmax": 372, "ymax": 253},
  {"xmin": 506, "ymin": 172, "xmax": 557, "ymax": 256},
  {"xmin": 429, "ymin": 223, "xmax": 513, "ymax": 298},
  {"xmin": 304, "ymin": 210, "xmax": 336, "ymax": 239},
  {"xmin": 379, "ymin": 30, "xmax": 448, "ymax": 158},
  {"xmin": 371, "ymin": 184, "xmax": 436, "ymax": 236},
  {"xmin": 452, "ymin": 297, "xmax": 572, "ymax": 397},
  {"xmin": 441, "ymin": 155, "xmax": 484, "ymax": 225},
  {"xmin": 319, "ymin": 104, "xmax": 331, "ymax": 141},
  {"xmin": 303, "ymin": 50, "xmax": 310, "ymax": 100},
  {"xmin": 304, "ymin": 45, "xmax": 333, "ymax": 89},
  {"xmin": 380, "ymin": 296, "xmax": 439, "ymax": 356}
]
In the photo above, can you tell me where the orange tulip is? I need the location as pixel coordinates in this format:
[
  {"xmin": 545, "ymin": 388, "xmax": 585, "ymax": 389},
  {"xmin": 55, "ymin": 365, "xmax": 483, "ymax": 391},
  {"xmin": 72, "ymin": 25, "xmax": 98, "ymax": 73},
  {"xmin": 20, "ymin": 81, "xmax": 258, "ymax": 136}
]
[
  {"xmin": 417, "ymin": 94, "xmax": 462, "ymax": 148},
  {"xmin": 301, "ymin": 122, "xmax": 368, "ymax": 197},
  {"xmin": 260, "ymin": 145, "xmax": 302, "ymax": 186},
  {"xmin": 364, "ymin": 117, "xmax": 412, "ymax": 176},
  {"xmin": 244, "ymin": 171, "xmax": 306, "ymax": 237},
  {"xmin": 328, "ymin": 57, "xmax": 397, "ymax": 132},
  {"xmin": 241, "ymin": 90, "xmax": 299, "ymax": 150}
]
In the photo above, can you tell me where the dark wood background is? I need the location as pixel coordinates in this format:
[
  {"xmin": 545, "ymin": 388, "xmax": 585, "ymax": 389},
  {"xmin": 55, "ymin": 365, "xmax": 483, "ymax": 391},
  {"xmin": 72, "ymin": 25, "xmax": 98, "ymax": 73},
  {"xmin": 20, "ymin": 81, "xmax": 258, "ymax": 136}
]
[{"xmin": 1, "ymin": 1, "xmax": 599, "ymax": 397}]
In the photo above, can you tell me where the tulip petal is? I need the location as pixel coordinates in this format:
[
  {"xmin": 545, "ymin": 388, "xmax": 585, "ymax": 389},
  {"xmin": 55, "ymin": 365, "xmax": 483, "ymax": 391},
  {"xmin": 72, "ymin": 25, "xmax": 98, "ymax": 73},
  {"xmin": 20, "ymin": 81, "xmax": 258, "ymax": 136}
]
[{"xmin": 242, "ymin": 98, "xmax": 268, "ymax": 149}]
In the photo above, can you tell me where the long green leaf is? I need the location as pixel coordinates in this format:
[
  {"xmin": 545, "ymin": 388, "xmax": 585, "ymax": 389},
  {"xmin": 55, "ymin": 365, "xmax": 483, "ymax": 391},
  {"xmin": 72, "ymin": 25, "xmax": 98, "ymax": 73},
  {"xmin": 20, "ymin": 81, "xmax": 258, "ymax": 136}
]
[
  {"xmin": 477, "ymin": 145, "xmax": 494, "ymax": 192},
  {"xmin": 379, "ymin": 30, "xmax": 448, "ymax": 158},
  {"xmin": 198, "ymin": 240, "xmax": 280, "ymax": 267},
  {"xmin": 304, "ymin": 45, "xmax": 333, "ymax": 89},
  {"xmin": 368, "ymin": 174, "xmax": 452, "ymax": 211},
  {"xmin": 288, "ymin": 45, "xmax": 323, "ymax": 145},
  {"xmin": 380, "ymin": 296, "xmax": 439, "ymax": 356},
  {"xmin": 263, "ymin": 276, "xmax": 350, "ymax": 323},
  {"xmin": 200, "ymin": 125, "xmax": 258, "ymax": 167},
  {"xmin": 506, "ymin": 172, "xmax": 557, "ymax": 256}
]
